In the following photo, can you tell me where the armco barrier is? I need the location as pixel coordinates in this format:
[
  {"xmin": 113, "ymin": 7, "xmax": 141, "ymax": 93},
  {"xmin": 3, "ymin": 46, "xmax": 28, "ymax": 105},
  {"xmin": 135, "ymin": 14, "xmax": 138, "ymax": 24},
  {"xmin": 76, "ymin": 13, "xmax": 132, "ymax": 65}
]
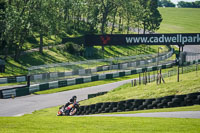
[
  {"xmin": 3, "ymin": 58, "xmax": 200, "ymax": 99},
  {"xmin": 29, "ymin": 49, "xmax": 174, "ymax": 82},
  {"xmin": 0, "ymin": 61, "xmax": 176, "ymax": 99},
  {"xmin": 0, "ymin": 76, "xmax": 27, "ymax": 84},
  {"xmin": 76, "ymin": 92, "xmax": 200, "ymax": 115},
  {"xmin": 0, "ymin": 49, "xmax": 174, "ymax": 85}
]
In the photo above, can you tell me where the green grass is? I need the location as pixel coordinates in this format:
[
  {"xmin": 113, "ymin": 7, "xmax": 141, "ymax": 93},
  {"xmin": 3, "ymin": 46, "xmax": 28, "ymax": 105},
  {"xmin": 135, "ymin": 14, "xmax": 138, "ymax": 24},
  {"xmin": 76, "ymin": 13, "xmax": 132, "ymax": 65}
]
[
  {"xmin": 0, "ymin": 117, "xmax": 199, "ymax": 133},
  {"xmin": 0, "ymin": 82, "xmax": 26, "ymax": 87},
  {"xmin": 23, "ymin": 34, "xmax": 62, "ymax": 51},
  {"xmin": 158, "ymin": 8, "xmax": 200, "ymax": 33},
  {"xmin": 0, "ymin": 105, "xmax": 200, "ymax": 133},
  {"xmin": 80, "ymin": 70, "xmax": 200, "ymax": 105}
]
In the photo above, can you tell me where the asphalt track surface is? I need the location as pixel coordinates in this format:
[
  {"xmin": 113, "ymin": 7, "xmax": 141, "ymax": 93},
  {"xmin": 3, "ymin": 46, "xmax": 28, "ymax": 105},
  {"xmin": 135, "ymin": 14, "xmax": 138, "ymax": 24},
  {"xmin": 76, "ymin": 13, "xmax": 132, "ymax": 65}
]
[
  {"xmin": 83, "ymin": 111, "xmax": 200, "ymax": 119},
  {"xmin": 0, "ymin": 78, "xmax": 132, "ymax": 117},
  {"xmin": 0, "ymin": 45, "xmax": 200, "ymax": 118}
]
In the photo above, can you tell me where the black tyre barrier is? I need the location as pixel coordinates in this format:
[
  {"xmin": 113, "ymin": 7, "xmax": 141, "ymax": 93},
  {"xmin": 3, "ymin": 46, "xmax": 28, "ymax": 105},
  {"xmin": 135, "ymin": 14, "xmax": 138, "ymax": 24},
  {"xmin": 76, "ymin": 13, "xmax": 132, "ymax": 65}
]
[
  {"xmin": 58, "ymin": 72, "xmax": 65, "ymax": 78},
  {"xmin": 76, "ymin": 92, "xmax": 200, "ymax": 115},
  {"xmin": 76, "ymin": 78, "xmax": 83, "ymax": 84},
  {"xmin": 119, "ymin": 72, "xmax": 125, "ymax": 77},
  {"xmin": 131, "ymin": 70, "xmax": 137, "ymax": 74},
  {"xmin": 58, "ymin": 80, "xmax": 67, "ymax": 87},
  {"xmin": 88, "ymin": 92, "xmax": 107, "ymax": 99},
  {"xmin": 16, "ymin": 87, "xmax": 29, "ymax": 97},
  {"xmin": 106, "ymin": 74, "xmax": 113, "ymax": 79},
  {"xmin": 91, "ymin": 75, "xmax": 99, "ymax": 81},
  {"xmin": 39, "ymin": 83, "xmax": 49, "ymax": 91},
  {"xmin": 0, "ymin": 90, "xmax": 2, "ymax": 99}
]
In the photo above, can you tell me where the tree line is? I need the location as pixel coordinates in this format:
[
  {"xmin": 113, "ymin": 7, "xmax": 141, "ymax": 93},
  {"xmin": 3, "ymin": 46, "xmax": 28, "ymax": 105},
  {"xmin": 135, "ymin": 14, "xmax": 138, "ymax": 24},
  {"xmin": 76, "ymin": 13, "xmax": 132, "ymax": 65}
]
[
  {"xmin": 178, "ymin": 1, "xmax": 200, "ymax": 8},
  {"xmin": 158, "ymin": 0, "xmax": 200, "ymax": 8},
  {"xmin": 158, "ymin": 0, "xmax": 176, "ymax": 7},
  {"xmin": 0, "ymin": 0, "xmax": 162, "ymax": 61}
]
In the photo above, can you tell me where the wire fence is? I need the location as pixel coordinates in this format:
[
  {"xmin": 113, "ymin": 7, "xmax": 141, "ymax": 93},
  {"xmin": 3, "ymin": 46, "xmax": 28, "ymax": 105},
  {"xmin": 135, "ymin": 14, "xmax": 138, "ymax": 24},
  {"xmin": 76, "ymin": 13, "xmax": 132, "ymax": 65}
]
[
  {"xmin": 28, "ymin": 50, "xmax": 174, "ymax": 85},
  {"xmin": 131, "ymin": 61, "xmax": 200, "ymax": 86}
]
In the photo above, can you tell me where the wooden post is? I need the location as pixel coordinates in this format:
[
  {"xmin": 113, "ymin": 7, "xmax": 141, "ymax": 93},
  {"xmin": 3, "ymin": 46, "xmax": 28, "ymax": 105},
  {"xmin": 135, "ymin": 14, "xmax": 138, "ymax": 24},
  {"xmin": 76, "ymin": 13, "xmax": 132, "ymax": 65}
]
[
  {"xmin": 139, "ymin": 73, "xmax": 141, "ymax": 85},
  {"xmin": 134, "ymin": 79, "xmax": 137, "ymax": 86},
  {"xmin": 196, "ymin": 62, "xmax": 198, "ymax": 76},
  {"xmin": 131, "ymin": 80, "xmax": 133, "ymax": 87},
  {"xmin": 159, "ymin": 69, "xmax": 162, "ymax": 84},
  {"xmin": 148, "ymin": 72, "xmax": 150, "ymax": 83},
  {"xmin": 177, "ymin": 45, "xmax": 181, "ymax": 82},
  {"xmin": 177, "ymin": 66, "xmax": 180, "ymax": 82},
  {"xmin": 143, "ymin": 72, "xmax": 145, "ymax": 84}
]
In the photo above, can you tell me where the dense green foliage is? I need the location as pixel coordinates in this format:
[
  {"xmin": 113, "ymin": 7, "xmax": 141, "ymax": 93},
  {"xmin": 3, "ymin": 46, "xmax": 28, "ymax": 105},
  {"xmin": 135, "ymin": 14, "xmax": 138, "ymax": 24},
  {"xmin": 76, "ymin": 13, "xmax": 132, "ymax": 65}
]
[
  {"xmin": 178, "ymin": 1, "xmax": 200, "ymax": 8},
  {"xmin": 158, "ymin": 0, "xmax": 175, "ymax": 7},
  {"xmin": 0, "ymin": 0, "xmax": 162, "ymax": 61}
]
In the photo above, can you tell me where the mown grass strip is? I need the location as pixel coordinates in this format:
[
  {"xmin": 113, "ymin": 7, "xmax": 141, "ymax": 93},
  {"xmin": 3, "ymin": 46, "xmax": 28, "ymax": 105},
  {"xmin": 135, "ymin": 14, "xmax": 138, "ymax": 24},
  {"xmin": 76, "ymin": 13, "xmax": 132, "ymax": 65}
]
[
  {"xmin": 158, "ymin": 8, "xmax": 200, "ymax": 33},
  {"xmin": 0, "ymin": 105, "xmax": 200, "ymax": 133}
]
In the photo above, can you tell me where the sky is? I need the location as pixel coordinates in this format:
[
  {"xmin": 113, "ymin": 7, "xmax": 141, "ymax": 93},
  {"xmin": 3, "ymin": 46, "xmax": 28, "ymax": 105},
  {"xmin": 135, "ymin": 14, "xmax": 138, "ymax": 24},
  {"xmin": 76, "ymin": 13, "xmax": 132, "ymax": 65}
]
[{"xmin": 170, "ymin": 0, "xmax": 198, "ymax": 4}]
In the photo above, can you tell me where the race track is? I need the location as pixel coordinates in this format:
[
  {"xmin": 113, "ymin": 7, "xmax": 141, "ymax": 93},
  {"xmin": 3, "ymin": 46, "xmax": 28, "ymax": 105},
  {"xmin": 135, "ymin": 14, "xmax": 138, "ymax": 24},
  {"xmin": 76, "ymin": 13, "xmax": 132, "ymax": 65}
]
[
  {"xmin": 0, "ymin": 45, "xmax": 200, "ymax": 117},
  {"xmin": 83, "ymin": 111, "xmax": 200, "ymax": 119}
]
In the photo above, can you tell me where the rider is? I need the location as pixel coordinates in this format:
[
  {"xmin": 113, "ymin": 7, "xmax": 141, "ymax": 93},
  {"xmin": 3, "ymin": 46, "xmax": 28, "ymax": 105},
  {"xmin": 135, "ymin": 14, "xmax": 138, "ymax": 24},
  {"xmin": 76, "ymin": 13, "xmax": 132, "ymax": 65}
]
[
  {"xmin": 64, "ymin": 96, "xmax": 77, "ymax": 108},
  {"xmin": 63, "ymin": 96, "xmax": 78, "ymax": 115}
]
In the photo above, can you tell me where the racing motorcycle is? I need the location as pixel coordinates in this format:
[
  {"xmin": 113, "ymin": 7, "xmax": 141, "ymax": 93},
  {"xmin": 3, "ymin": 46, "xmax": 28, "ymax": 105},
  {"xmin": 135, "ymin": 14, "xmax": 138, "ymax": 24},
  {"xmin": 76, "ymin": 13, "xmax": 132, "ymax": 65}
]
[{"xmin": 57, "ymin": 102, "xmax": 79, "ymax": 116}]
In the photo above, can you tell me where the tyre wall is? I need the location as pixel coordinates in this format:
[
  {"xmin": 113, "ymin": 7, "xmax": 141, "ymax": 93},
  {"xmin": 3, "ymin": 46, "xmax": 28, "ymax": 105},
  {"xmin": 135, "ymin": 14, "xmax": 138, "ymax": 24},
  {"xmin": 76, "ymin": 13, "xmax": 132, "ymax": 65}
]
[
  {"xmin": 75, "ymin": 92, "xmax": 200, "ymax": 115},
  {"xmin": 88, "ymin": 92, "xmax": 107, "ymax": 99}
]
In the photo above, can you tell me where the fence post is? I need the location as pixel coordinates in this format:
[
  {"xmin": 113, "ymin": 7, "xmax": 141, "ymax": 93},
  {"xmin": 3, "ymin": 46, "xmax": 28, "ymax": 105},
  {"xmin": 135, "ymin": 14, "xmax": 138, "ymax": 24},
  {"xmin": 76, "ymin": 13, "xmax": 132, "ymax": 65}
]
[
  {"xmin": 27, "ymin": 75, "xmax": 31, "ymax": 87},
  {"xmin": 131, "ymin": 80, "xmax": 133, "ymax": 87},
  {"xmin": 196, "ymin": 62, "xmax": 198, "ymax": 76},
  {"xmin": 148, "ymin": 72, "xmax": 150, "ymax": 83},
  {"xmin": 159, "ymin": 69, "xmax": 162, "ymax": 84},
  {"xmin": 134, "ymin": 79, "xmax": 137, "ymax": 86},
  {"xmin": 177, "ymin": 66, "xmax": 180, "ymax": 82},
  {"xmin": 139, "ymin": 73, "xmax": 141, "ymax": 85}
]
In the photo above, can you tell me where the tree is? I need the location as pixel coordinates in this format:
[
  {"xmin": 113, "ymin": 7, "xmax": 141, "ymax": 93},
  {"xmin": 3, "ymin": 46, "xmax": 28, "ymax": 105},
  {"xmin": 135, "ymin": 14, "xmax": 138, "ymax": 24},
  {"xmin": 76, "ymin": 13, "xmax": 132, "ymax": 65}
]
[
  {"xmin": 139, "ymin": 0, "xmax": 162, "ymax": 34},
  {"xmin": 147, "ymin": 0, "xmax": 163, "ymax": 32},
  {"xmin": 99, "ymin": 0, "xmax": 117, "ymax": 34},
  {"xmin": 30, "ymin": 0, "xmax": 63, "ymax": 54},
  {"xmin": 2, "ymin": 0, "xmax": 34, "ymax": 60},
  {"xmin": 0, "ymin": 1, "xmax": 6, "ymax": 55},
  {"xmin": 158, "ymin": 0, "xmax": 176, "ymax": 7},
  {"xmin": 178, "ymin": 1, "xmax": 200, "ymax": 8}
]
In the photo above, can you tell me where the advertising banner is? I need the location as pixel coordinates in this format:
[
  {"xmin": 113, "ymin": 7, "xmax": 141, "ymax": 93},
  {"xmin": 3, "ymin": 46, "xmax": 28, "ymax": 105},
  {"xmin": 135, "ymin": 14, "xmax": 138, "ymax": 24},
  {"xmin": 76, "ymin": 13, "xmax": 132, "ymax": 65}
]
[{"xmin": 85, "ymin": 33, "xmax": 200, "ymax": 46}]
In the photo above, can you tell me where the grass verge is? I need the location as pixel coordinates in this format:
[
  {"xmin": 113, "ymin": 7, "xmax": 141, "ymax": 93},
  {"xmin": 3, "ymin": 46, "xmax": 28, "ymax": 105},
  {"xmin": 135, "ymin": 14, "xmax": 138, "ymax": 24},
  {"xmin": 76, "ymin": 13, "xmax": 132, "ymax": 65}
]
[
  {"xmin": 0, "ymin": 105, "xmax": 200, "ymax": 133},
  {"xmin": 80, "ymin": 70, "xmax": 200, "ymax": 105}
]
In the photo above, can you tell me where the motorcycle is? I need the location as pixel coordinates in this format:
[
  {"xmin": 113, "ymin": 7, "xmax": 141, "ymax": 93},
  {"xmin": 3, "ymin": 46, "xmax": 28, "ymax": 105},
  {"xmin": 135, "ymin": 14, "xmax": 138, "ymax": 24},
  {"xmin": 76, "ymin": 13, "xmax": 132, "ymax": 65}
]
[{"xmin": 57, "ymin": 102, "xmax": 79, "ymax": 116}]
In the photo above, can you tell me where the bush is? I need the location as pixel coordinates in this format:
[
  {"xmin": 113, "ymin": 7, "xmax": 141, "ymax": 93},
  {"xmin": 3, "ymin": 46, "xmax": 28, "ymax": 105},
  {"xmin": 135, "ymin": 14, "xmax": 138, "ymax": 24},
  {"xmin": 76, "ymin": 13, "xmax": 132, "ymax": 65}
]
[{"xmin": 64, "ymin": 42, "xmax": 84, "ymax": 56}]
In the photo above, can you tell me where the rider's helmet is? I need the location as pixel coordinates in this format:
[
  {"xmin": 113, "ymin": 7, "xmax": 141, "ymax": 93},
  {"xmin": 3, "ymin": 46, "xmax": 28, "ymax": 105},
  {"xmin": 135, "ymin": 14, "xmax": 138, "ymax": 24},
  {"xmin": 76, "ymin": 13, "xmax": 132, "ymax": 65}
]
[{"xmin": 72, "ymin": 96, "xmax": 77, "ymax": 101}]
